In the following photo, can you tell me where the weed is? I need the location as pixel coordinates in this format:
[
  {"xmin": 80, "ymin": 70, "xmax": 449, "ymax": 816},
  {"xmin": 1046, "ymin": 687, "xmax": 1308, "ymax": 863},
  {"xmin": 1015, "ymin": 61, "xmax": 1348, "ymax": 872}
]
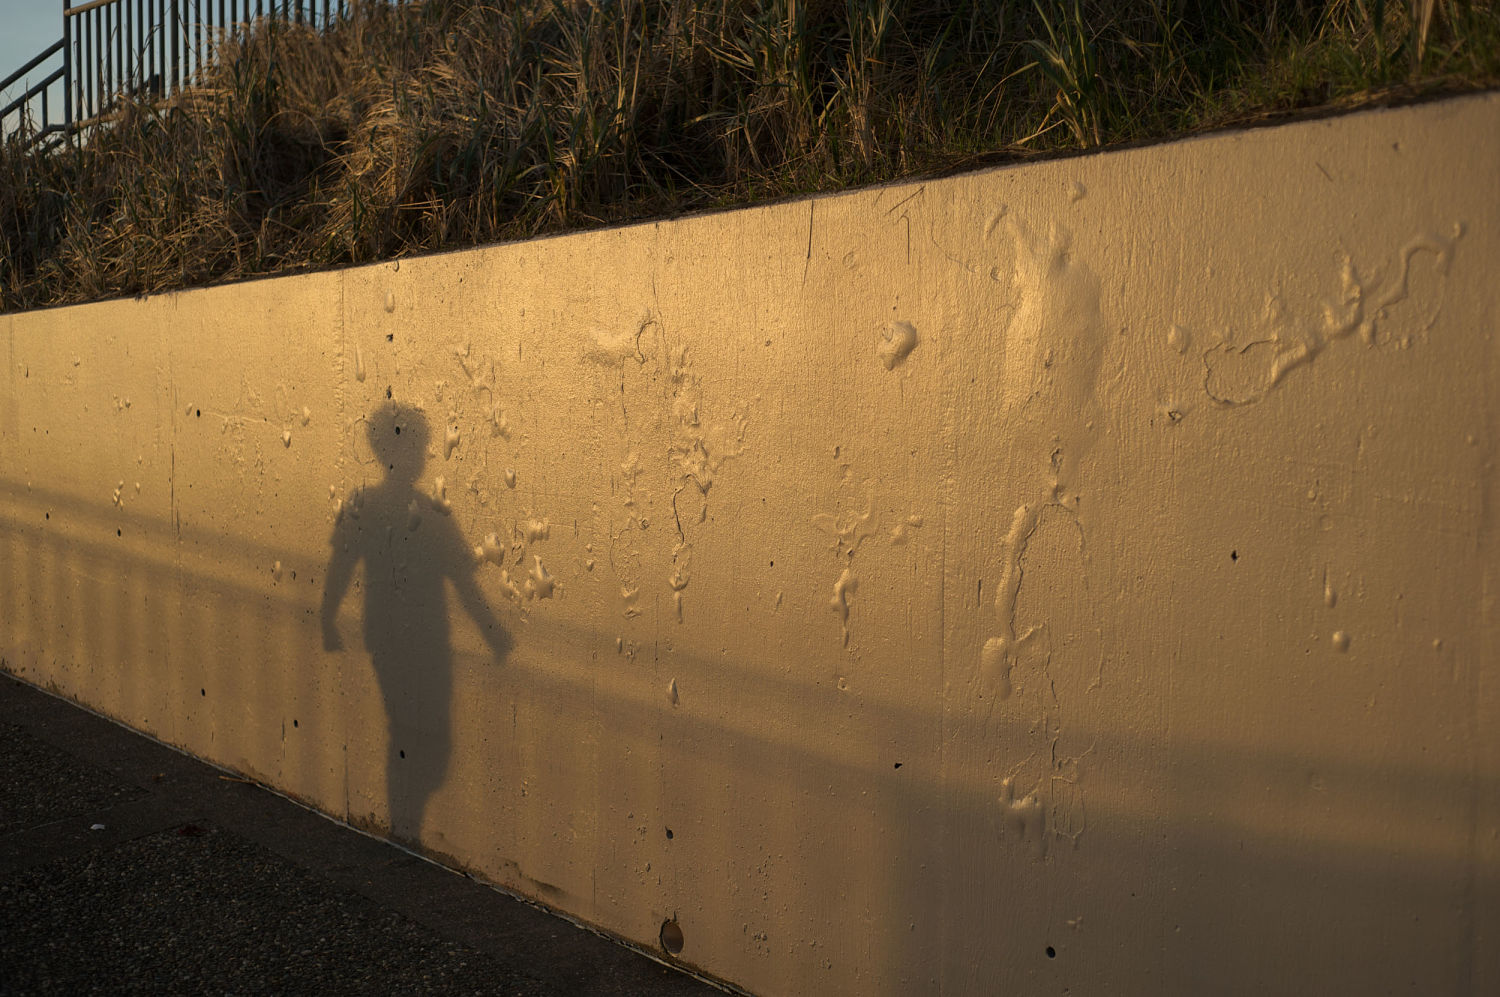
[{"xmin": 0, "ymin": 0, "xmax": 1495, "ymax": 311}]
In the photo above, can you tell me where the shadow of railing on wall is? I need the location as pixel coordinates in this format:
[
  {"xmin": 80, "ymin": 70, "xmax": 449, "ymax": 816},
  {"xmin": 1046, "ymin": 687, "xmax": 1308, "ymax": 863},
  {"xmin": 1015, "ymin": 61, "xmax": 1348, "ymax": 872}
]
[{"xmin": 1, "ymin": 467, "xmax": 1489, "ymax": 991}]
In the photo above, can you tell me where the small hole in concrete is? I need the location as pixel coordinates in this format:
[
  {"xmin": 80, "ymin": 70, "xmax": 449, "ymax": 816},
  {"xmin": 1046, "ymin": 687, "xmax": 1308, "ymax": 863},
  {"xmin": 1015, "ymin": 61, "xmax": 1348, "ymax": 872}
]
[
  {"xmin": 660, "ymin": 919, "xmax": 685, "ymax": 955},
  {"xmin": 386, "ymin": 333, "xmax": 394, "ymax": 342},
  {"xmin": 893, "ymin": 762, "xmax": 903, "ymax": 769},
  {"xmin": 1046, "ymin": 946, "xmax": 1056, "ymax": 959},
  {"xmin": 200, "ymin": 689, "xmax": 206, "ymax": 697},
  {"xmin": 399, "ymin": 750, "xmax": 406, "ymax": 759},
  {"xmin": 394, "ymin": 425, "xmax": 401, "ymax": 435},
  {"xmin": 665, "ymin": 828, "xmax": 674, "ymax": 840},
  {"xmin": 292, "ymin": 719, "xmax": 299, "ymax": 728},
  {"xmin": 45, "ymin": 513, "xmax": 49, "ymax": 520},
  {"xmin": 196, "ymin": 409, "xmax": 201, "ymax": 417},
  {"xmin": 116, "ymin": 529, "xmax": 121, "ymax": 537},
  {"xmin": 1230, "ymin": 550, "xmax": 1238, "ymax": 561},
  {"xmin": 386, "ymin": 386, "xmax": 393, "ymax": 399}
]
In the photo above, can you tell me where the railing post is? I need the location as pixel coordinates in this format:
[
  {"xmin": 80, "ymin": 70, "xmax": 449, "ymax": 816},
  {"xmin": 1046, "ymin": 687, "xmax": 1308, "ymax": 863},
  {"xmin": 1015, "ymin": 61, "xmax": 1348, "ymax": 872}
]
[
  {"xmin": 159, "ymin": 0, "xmax": 168, "ymax": 97},
  {"xmin": 87, "ymin": 7, "xmax": 95, "ymax": 121},
  {"xmin": 115, "ymin": 0, "xmax": 123, "ymax": 106},
  {"xmin": 191, "ymin": 0, "xmax": 199, "ymax": 85},
  {"xmin": 171, "ymin": 0, "xmax": 179, "ymax": 94},
  {"xmin": 96, "ymin": 6, "xmax": 104, "ymax": 119},
  {"xmin": 63, "ymin": 1, "xmax": 74, "ymax": 135},
  {"xmin": 146, "ymin": 0, "xmax": 155, "ymax": 96},
  {"xmin": 103, "ymin": 3, "xmax": 111, "ymax": 119},
  {"xmin": 80, "ymin": 5, "xmax": 88, "ymax": 122}
]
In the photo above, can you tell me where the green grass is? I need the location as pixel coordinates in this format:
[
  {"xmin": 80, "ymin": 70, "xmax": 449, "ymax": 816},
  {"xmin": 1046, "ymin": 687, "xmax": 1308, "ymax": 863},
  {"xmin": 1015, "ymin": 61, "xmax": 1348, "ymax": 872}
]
[{"xmin": 2, "ymin": 0, "xmax": 1497, "ymax": 312}]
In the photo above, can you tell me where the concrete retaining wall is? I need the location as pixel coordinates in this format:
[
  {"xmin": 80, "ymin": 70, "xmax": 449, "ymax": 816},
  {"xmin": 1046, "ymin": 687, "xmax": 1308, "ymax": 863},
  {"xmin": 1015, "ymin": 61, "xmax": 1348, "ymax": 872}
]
[{"xmin": 4, "ymin": 92, "xmax": 1498, "ymax": 994}]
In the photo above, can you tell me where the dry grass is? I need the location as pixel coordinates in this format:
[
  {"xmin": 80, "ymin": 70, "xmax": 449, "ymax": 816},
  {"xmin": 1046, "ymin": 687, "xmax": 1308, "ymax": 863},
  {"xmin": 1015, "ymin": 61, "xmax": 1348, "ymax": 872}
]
[{"xmin": 1, "ymin": 0, "xmax": 1496, "ymax": 312}]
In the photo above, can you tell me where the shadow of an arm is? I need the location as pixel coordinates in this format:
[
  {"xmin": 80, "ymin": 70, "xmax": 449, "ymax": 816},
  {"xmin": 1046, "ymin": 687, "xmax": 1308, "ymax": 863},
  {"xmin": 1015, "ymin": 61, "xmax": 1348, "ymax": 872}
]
[{"xmin": 453, "ymin": 570, "xmax": 512, "ymax": 661}]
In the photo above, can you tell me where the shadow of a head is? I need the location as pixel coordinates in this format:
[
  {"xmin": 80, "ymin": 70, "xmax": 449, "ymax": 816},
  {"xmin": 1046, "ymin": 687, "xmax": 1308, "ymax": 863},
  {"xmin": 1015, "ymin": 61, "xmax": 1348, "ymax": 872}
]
[{"xmin": 367, "ymin": 404, "xmax": 430, "ymax": 483}]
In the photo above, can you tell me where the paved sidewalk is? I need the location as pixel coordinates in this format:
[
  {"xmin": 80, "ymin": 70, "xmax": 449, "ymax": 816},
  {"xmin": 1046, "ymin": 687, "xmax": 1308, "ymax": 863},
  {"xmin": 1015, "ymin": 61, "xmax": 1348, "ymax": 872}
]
[{"xmin": 0, "ymin": 673, "xmax": 724, "ymax": 996}]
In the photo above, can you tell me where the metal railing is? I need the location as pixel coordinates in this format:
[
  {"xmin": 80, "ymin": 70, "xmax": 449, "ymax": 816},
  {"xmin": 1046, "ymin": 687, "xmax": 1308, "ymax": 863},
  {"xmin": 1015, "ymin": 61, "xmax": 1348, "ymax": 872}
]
[
  {"xmin": 3, "ymin": 1, "xmax": 356, "ymax": 147},
  {"xmin": 0, "ymin": 41, "xmax": 68, "ymax": 145}
]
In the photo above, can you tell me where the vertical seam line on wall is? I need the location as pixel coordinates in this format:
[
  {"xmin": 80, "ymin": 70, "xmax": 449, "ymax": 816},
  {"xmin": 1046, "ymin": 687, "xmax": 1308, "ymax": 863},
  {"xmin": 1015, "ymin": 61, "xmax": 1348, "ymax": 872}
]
[
  {"xmin": 167, "ymin": 303, "xmax": 181, "ymax": 745},
  {"xmin": 1461, "ymin": 296, "xmax": 1497, "ymax": 990},
  {"xmin": 936, "ymin": 310, "xmax": 950, "ymax": 997},
  {"xmin": 339, "ymin": 267, "xmax": 350, "ymax": 825}
]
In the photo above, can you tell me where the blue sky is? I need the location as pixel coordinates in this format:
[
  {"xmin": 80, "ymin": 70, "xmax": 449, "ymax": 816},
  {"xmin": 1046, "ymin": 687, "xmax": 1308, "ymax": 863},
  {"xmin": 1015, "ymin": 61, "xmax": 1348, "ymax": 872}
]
[{"xmin": 0, "ymin": 2, "xmax": 65, "ymax": 130}]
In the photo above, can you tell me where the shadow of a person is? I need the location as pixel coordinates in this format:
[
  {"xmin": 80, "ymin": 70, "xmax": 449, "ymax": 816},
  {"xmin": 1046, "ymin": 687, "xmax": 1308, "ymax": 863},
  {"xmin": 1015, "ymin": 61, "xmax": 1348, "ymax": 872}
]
[{"xmin": 320, "ymin": 404, "xmax": 510, "ymax": 846}]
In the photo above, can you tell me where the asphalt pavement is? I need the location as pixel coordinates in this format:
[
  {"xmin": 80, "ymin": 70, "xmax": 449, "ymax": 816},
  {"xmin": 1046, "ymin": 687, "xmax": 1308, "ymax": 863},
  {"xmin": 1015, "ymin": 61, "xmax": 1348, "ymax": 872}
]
[{"xmin": 0, "ymin": 673, "xmax": 726, "ymax": 996}]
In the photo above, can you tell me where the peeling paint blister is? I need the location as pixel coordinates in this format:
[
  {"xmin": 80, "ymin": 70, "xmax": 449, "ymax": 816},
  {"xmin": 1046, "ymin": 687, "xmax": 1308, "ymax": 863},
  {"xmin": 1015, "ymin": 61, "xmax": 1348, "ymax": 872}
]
[
  {"xmin": 813, "ymin": 479, "xmax": 879, "ymax": 648},
  {"xmin": 597, "ymin": 312, "xmax": 750, "ymax": 625},
  {"xmin": 1202, "ymin": 224, "xmax": 1464, "ymax": 406},
  {"xmin": 966, "ymin": 208, "xmax": 1110, "ymax": 862}
]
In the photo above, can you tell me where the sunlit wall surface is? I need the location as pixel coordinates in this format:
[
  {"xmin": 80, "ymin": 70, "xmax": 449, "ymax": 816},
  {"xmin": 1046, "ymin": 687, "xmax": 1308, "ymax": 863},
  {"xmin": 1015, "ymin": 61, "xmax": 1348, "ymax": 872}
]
[{"xmin": 2, "ymin": 92, "xmax": 1497, "ymax": 996}]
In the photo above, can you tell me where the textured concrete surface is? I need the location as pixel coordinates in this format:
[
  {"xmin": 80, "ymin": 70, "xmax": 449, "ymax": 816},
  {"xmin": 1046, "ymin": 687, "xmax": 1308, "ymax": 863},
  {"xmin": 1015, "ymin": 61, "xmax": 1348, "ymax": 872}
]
[
  {"xmin": 0, "ymin": 675, "xmax": 721, "ymax": 996},
  {"xmin": 3, "ymin": 92, "xmax": 1499, "ymax": 995}
]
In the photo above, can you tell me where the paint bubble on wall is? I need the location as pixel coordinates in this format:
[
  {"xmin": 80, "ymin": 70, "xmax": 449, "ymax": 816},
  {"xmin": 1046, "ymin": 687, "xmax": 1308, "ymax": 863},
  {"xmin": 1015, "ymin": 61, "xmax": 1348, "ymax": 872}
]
[
  {"xmin": 984, "ymin": 503, "xmax": 1040, "ymax": 700},
  {"xmin": 890, "ymin": 514, "xmax": 924, "ymax": 545},
  {"xmin": 829, "ymin": 569, "xmax": 859, "ymax": 646},
  {"xmin": 876, "ymin": 320, "xmax": 919, "ymax": 370},
  {"xmin": 583, "ymin": 320, "xmax": 650, "ymax": 367},
  {"xmin": 429, "ymin": 475, "xmax": 452, "ymax": 515},
  {"xmin": 476, "ymin": 532, "xmax": 505, "ymax": 565},
  {"xmin": 999, "ymin": 776, "xmax": 1047, "ymax": 859},
  {"xmin": 813, "ymin": 480, "xmax": 879, "ymax": 647},
  {"xmin": 1167, "ymin": 324, "xmax": 1190, "ymax": 355},
  {"xmin": 525, "ymin": 555, "xmax": 556, "ymax": 599}
]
